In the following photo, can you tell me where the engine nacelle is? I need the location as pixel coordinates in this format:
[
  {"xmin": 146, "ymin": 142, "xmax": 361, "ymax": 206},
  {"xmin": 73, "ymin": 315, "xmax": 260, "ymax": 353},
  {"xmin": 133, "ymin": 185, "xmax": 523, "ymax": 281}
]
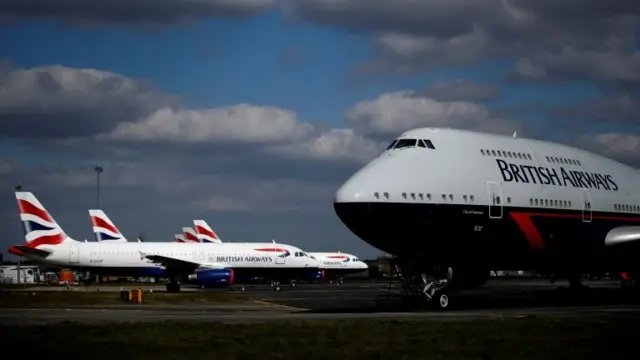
[
  {"xmin": 299, "ymin": 270, "xmax": 325, "ymax": 281},
  {"xmin": 188, "ymin": 268, "xmax": 234, "ymax": 286}
]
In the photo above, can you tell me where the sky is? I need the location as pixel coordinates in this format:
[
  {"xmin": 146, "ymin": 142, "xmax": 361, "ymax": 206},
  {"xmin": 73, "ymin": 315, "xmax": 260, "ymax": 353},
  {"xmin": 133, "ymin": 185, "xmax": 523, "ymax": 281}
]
[{"xmin": 0, "ymin": 0, "xmax": 639, "ymax": 260}]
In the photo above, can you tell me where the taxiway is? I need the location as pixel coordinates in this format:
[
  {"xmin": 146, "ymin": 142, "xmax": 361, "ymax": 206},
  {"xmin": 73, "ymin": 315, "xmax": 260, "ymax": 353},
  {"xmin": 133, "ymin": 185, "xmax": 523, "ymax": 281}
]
[{"xmin": 2, "ymin": 279, "xmax": 640, "ymax": 324}]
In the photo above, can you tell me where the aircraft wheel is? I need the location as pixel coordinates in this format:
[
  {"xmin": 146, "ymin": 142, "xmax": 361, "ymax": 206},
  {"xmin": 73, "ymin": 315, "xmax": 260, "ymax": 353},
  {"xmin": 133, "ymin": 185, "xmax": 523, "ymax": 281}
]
[{"xmin": 431, "ymin": 291, "xmax": 451, "ymax": 311}]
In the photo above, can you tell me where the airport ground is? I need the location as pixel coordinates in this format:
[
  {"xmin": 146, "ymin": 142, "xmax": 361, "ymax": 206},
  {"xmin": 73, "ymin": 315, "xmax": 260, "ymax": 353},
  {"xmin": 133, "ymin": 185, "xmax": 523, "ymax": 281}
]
[{"xmin": 2, "ymin": 278, "xmax": 640, "ymax": 359}]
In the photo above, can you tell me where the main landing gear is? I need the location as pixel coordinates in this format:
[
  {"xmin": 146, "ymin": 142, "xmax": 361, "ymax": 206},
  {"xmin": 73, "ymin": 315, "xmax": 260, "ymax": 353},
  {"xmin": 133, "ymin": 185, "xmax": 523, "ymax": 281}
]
[
  {"xmin": 166, "ymin": 276, "xmax": 181, "ymax": 293},
  {"xmin": 392, "ymin": 258, "xmax": 454, "ymax": 310}
]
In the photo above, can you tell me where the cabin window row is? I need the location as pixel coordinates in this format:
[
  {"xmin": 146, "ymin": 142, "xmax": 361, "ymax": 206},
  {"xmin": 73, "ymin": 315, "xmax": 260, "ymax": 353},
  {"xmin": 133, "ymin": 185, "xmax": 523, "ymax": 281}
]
[
  {"xmin": 529, "ymin": 198, "xmax": 573, "ymax": 208},
  {"xmin": 481, "ymin": 149, "xmax": 532, "ymax": 160},
  {"xmin": 614, "ymin": 204, "xmax": 640, "ymax": 212},
  {"xmin": 546, "ymin": 156, "xmax": 581, "ymax": 166},
  {"xmin": 375, "ymin": 192, "xmax": 479, "ymax": 203}
]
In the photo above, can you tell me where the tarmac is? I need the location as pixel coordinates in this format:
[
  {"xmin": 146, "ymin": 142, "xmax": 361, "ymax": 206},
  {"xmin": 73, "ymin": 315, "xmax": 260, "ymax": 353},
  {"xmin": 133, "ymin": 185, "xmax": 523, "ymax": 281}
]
[{"xmin": 2, "ymin": 278, "xmax": 640, "ymax": 324}]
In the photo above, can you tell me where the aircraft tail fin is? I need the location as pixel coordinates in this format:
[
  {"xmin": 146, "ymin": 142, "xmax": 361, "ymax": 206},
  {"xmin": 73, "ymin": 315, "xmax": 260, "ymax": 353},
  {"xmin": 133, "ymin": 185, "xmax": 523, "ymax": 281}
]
[
  {"xmin": 15, "ymin": 191, "xmax": 76, "ymax": 246},
  {"xmin": 174, "ymin": 234, "xmax": 185, "ymax": 243},
  {"xmin": 182, "ymin": 227, "xmax": 199, "ymax": 243},
  {"xmin": 88, "ymin": 209, "xmax": 128, "ymax": 243},
  {"xmin": 193, "ymin": 220, "xmax": 222, "ymax": 243}
]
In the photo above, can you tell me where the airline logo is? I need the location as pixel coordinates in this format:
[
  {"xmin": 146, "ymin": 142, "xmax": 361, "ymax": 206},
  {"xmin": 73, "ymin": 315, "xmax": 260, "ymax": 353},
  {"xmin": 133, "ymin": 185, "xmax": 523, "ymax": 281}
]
[
  {"xmin": 255, "ymin": 247, "xmax": 291, "ymax": 258},
  {"xmin": 182, "ymin": 227, "xmax": 199, "ymax": 243},
  {"xmin": 193, "ymin": 220, "xmax": 220, "ymax": 243},
  {"xmin": 215, "ymin": 248, "xmax": 291, "ymax": 263},
  {"xmin": 496, "ymin": 159, "xmax": 619, "ymax": 191},
  {"xmin": 327, "ymin": 255, "xmax": 350, "ymax": 262},
  {"xmin": 16, "ymin": 192, "xmax": 65, "ymax": 247},
  {"xmin": 91, "ymin": 214, "xmax": 122, "ymax": 242}
]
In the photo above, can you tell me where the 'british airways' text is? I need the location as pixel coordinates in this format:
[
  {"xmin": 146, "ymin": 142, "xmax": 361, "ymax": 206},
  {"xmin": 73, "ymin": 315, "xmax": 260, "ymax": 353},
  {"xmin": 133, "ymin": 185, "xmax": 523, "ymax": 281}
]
[{"xmin": 496, "ymin": 159, "xmax": 618, "ymax": 191}]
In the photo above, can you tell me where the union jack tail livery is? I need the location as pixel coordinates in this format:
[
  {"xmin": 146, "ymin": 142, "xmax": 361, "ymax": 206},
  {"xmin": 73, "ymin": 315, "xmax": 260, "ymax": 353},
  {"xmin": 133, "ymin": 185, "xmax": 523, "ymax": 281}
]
[
  {"xmin": 193, "ymin": 220, "xmax": 222, "ymax": 243},
  {"xmin": 15, "ymin": 191, "xmax": 75, "ymax": 247},
  {"xmin": 89, "ymin": 209, "xmax": 128, "ymax": 243},
  {"xmin": 182, "ymin": 227, "xmax": 199, "ymax": 243},
  {"xmin": 175, "ymin": 234, "xmax": 185, "ymax": 243}
]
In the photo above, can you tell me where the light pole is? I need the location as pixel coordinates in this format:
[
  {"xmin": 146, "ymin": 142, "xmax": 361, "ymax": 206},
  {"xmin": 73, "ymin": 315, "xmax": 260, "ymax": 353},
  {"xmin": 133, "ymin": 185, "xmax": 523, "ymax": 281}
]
[
  {"xmin": 93, "ymin": 166, "xmax": 103, "ymax": 284},
  {"xmin": 94, "ymin": 166, "xmax": 103, "ymax": 208}
]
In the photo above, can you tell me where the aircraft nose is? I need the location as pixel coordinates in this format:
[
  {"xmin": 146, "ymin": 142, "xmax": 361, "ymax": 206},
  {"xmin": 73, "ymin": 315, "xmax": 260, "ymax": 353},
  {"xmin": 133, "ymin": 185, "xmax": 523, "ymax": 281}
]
[{"xmin": 334, "ymin": 177, "xmax": 365, "ymax": 204}]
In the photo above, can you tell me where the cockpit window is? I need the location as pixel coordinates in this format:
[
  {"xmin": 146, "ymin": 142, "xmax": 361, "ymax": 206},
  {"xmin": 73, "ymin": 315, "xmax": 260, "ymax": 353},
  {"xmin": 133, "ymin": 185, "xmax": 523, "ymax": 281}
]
[
  {"xmin": 394, "ymin": 139, "xmax": 416, "ymax": 149},
  {"xmin": 386, "ymin": 140, "xmax": 398, "ymax": 150},
  {"xmin": 423, "ymin": 139, "xmax": 435, "ymax": 149}
]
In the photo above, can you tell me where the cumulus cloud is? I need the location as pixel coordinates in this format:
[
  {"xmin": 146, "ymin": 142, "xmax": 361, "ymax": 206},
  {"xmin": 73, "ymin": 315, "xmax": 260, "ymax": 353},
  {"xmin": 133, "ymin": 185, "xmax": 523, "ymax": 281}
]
[
  {"xmin": 344, "ymin": 91, "xmax": 521, "ymax": 137},
  {"xmin": 0, "ymin": 60, "xmax": 179, "ymax": 139},
  {"xmin": 0, "ymin": 0, "xmax": 276, "ymax": 27},
  {"xmin": 289, "ymin": 0, "xmax": 640, "ymax": 87},
  {"xmin": 106, "ymin": 105, "xmax": 314, "ymax": 144},
  {"xmin": 574, "ymin": 132, "xmax": 640, "ymax": 167}
]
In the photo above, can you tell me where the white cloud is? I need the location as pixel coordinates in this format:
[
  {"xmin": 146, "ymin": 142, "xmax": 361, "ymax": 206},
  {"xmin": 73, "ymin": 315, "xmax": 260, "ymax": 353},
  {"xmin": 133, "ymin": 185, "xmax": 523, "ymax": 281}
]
[
  {"xmin": 267, "ymin": 128, "xmax": 383, "ymax": 163},
  {"xmin": 105, "ymin": 105, "xmax": 314, "ymax": 144},
  {"xmin": 344, "ymin": 91, "xmax": 520, "ymax": 136}
]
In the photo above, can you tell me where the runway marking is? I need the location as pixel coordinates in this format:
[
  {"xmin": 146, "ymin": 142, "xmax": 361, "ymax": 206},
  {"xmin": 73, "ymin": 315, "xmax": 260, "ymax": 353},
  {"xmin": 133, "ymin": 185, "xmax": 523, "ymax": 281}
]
[{"xmin": 252, "ymin": 300, "xmax": 307, "ymax": 312}]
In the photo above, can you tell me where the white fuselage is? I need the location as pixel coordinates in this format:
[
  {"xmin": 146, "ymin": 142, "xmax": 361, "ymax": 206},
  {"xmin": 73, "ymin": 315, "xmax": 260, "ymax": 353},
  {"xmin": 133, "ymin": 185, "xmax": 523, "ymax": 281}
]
[
  {"xmin": 333, "ymin": 127, "xmax": 640, "ymax": 272},
  {"xmin": 309, "ymin": 252, "xmax": 368, "ymax": 272},
  {"xmin": 30, "ymin": 241, "xmax": 317, "ymax": 271}
]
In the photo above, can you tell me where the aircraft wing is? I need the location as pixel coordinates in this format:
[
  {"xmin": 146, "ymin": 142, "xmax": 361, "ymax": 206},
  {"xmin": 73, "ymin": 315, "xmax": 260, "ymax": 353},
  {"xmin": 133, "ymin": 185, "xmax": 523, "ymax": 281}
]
[{"xmin": 139, "ymin": 251, "xmax": 228, "ymax": 274}]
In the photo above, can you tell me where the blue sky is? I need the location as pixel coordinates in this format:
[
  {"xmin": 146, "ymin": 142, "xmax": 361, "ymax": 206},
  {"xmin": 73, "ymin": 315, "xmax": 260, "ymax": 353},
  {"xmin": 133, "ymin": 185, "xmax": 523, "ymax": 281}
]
[{"xmin": 0, "ymin": 3, "xmax": 636, "ymax": 260}]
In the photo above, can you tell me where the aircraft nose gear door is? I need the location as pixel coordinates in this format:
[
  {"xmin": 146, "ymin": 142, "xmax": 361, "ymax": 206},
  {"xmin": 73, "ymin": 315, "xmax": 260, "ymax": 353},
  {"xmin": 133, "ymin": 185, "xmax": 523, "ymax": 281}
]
[
  {"xmin": 487, "ymin": 181, "xmax": 503, "ymax": 219},
  {"xmin": 580, "ymin": 188, "xmax": 592, "ymax": 222},
  {"xmin": 69, "ymin": 246, "xmax": 79, "ymax": 264}
]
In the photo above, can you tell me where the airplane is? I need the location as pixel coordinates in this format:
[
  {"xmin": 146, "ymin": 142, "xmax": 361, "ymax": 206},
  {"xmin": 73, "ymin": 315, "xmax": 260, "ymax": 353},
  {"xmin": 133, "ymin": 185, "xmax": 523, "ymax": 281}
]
[
  {"xmin": 175, "ymin": 234, "xmax": 185, "ymax": 243},
  {"xmin": 333, "ymin": 126, "xmax": 640, "ymax": 310},
  {"xmin": 305, "ymin": 252, "xmax": 368, "ymax": 284},
  {"xmin": 10, "ymin": 191, "xmax": 320, "ymax": 292},
  {"xmin": 192, "ymin": 220, "xmax": 368, "ymax": 283}
]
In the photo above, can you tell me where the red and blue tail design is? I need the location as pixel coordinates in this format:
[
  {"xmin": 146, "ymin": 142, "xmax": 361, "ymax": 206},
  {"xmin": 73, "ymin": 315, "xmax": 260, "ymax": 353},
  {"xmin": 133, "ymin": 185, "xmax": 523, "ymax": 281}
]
[
  {"xmin": 182, "ymin": 227, "xmax": 199, "ymax": 242},
  {"xmin": 15, "ymin": 191, "xmax": 69, "ymax": 247},
  {"xmin": 89, "ymin": 209, "xmax": 127, "ymax": 242},
  {"xmin": 193, "ymin": 220, "xmax": 222, "ymax": 243},
  {"xmin": 175, "ymin": 234, "xmax": 185, "ymax": 243}
]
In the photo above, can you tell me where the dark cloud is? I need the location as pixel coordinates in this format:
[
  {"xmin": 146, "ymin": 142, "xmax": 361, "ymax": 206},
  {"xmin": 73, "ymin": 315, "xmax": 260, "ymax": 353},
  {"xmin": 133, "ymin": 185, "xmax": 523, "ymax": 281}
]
[
  {"xmin": 0, "ymin": 60, "xmax": 179, "ymax": 139},
  {"xmin": 418, "ymin": 79, "xmax": 499, "ymax": 102},
  {"xmin": 554, "ymin": 94, "xmax": 640, "ymax": 125},
  {"xmin": 0, "ymin": 0, "xmax": 276, "ymax": 27},
  {"xmin": 287, "ymin": 0, "xmax": 640, "ymax": 89}
]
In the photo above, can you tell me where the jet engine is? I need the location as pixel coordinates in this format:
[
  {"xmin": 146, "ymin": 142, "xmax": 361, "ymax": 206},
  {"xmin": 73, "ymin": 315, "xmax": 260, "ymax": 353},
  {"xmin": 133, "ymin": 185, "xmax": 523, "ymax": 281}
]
[{"xmin": 188, "ymin": 268, "xmax": 234, "ymax": 286}]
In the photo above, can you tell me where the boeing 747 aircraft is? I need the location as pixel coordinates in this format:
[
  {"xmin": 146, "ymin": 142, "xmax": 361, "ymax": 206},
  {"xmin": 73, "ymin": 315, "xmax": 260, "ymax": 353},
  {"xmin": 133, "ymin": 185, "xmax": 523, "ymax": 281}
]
[
  {"xmin": 10, "ymin": 192, "xmax": 320, "ymax": 292},
  {"xmin": 333, "ymin": 127, "xmax": 640, "ymax": 309}
]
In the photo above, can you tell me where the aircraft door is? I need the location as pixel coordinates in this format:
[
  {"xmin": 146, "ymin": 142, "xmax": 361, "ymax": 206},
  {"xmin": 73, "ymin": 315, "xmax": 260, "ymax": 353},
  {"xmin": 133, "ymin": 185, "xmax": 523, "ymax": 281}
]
[
  {"xmin": 69, "ymin": 246, "xmax": 79, "ymax": 264},
  {"xmin": 340, "ymin": 258, "xmax": 348, "ymax": 267},
  {"xmin": 580, "ymin": 188, "xmax": 592, "ymax": 222},
  {"xmin": 275, "ymin": 253, "xmax": 285, "ymax": 264},
  {"xmin": 486, "ymin": 181, "xmax": 503, "ymax": 219}
]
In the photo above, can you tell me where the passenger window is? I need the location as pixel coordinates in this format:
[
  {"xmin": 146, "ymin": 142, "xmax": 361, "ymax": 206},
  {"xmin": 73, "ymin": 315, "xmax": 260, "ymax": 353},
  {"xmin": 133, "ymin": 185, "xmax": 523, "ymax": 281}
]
[
  {"xmin": 394, "ymin": 139, "xmax": 417, "ymax": 149},
  {"xmin": 481, "ymin": 150, "xmax": 485, "ymax": 155},
  {"xmin": 497, "ymin": 150, "xmax": 503, "ymax": 156}
]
